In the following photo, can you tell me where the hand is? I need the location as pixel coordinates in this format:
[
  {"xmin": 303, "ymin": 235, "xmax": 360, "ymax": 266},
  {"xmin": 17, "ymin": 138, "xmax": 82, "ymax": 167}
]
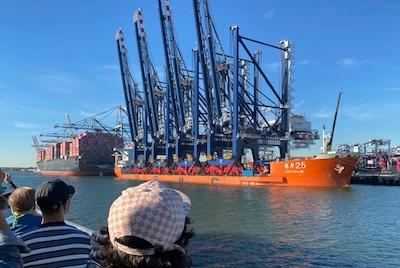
[{"xmin": 4, "ymin": 174, "xmax": 12, "ymax": 184}]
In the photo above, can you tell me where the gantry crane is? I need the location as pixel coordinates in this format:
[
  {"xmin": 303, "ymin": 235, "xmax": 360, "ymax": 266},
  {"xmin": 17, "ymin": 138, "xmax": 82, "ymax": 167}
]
[
  {"xmin": 134, "ymin": 9, "xmax": 166, "ymax": 162},
  {"xmin": 115, "ymin": 28, "xmax": 145, "ymax": 162},
  {"xmin": 158, "ymin": 0, "xmax": 196, "ymax": 161}
]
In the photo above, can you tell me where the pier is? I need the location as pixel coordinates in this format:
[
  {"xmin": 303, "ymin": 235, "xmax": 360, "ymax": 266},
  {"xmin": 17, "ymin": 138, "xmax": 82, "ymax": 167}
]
[{"xmin": 351, "ymin": 172, "xmax": 400, "ymax": 186}]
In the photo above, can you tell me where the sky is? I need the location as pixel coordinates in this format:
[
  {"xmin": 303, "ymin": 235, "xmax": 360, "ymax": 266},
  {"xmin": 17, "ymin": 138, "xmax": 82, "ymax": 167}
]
[{"xmin": 0, "ymin": 0, "xmax": 399, "ymax": 167}]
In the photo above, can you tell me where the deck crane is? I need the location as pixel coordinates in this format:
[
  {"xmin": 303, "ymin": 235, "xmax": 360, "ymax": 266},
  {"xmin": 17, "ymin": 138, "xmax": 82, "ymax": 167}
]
[
  {"xmin": 134, "ymin": 9, "xmax": 165, "ymax": 162},
  {"xmin": 115, "ymin": 28, "xmax": 145, "ymax": 162}
]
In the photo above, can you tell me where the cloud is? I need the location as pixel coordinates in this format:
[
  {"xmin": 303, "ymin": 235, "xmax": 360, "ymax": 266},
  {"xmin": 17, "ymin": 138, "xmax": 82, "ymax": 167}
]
[
  {"xmin": 342, "ymin": 105, "xmax": 373, "ymax": 121},
  {"xmin": 262, "ymin": 10, "xmax": 275, "ymax": 20},
  {"xmin": 294, "ymin": 99, "xmax": 306, "ymax": 108},
  {"xmin": 14, "ymin": 122, "xmax": 45, "ymax": 129},
  {"xmin": 90, "ymin": 64, "xmax": 121, "ymax": 83},
  {"xmin": 0, "ymin": 102, "xmax": 42, "ymax": 113},
  {"xmin": 41, "ymin": 74, "xmax": 78, "ymax": 84},
  {"xmin": 79, "ymin": 110, "xmax": 96, "ymax": 118},
  {"xmin": 102, "ymin": 64, "xmax": 119, "ymax": 70},
  {"xmin": 91, "ymin": 64, "xmax": 119, "ymax": 72},
  {"xmin": 335, "ymin": 58, "xmax": 364, "ymax": 68},
  {"xmin": 34, "ymin": 72, "xmax": 83, "ymax": 94},
  {"xmin": 314, "ymin": 109, "xmax": 333, "ymax": 118},
  {"xmin": 314, "ymin": 104, "xmax": 374, "ymax": 121},
  {"xmin": 297, "ymin": 60, "xmax": 310, "ymax": 65},
  {"xmin": 266, "ymin": 62, "xmax": 281, "ymax": 72},
  {"xmin": 383, "ymin": 87, "xmax": 400, "ymax": 91}
]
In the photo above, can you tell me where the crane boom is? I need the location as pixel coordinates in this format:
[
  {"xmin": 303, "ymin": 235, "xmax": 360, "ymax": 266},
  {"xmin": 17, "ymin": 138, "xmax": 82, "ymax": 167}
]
[
  {"xmin": 115, "ymin": 29, "xmax": 137, "ymax": 143},
  {"xmin": 326, "ymin": 92, "xmax": 342, "ymax": 152},
  {"xmin": 32, "ymin": 136, "xmax": 41, "ymax": 152}
]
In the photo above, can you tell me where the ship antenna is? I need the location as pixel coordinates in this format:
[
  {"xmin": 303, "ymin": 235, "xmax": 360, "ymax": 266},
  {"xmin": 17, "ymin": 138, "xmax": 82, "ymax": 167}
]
[{"xmin": 326, "ymin": 92, "xmax": 342, "ymax": 152}]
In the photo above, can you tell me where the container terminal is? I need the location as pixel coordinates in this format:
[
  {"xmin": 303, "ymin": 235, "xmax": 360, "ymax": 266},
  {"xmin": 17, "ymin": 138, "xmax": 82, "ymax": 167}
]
[{"xmin": 338, "ymin": 140, "xmax": 400, "ymax": 185}]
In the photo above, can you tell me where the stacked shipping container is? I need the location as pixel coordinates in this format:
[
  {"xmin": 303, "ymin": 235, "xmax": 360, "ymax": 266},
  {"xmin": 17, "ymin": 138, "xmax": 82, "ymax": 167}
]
[
  {"xmin": 36, "ymin": 132, "xmax": 123, "ymax": 165},
  {"xmin": 70, "ymin": 132, "xmax": 123, "ymax": 165},
  {"xmin": 60, "ymin": 141, "xmax": 71, "ymax": 157}
]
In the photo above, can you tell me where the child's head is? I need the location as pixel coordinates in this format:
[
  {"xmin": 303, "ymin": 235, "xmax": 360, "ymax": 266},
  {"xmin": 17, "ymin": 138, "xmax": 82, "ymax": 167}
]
[{"xmin": 8, "ymin": 187, "xmax": 36, "ymax": 216}]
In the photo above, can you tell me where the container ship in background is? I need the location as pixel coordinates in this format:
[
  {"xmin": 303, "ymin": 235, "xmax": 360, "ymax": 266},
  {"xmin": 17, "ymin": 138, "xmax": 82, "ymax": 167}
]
[
  {"xmin": 33, "ymin": 107, "xmax": 126, "ymax": 176},
  {"xmin": 36, "ymin": 132, "xmax": 123, "ymax": 176}
]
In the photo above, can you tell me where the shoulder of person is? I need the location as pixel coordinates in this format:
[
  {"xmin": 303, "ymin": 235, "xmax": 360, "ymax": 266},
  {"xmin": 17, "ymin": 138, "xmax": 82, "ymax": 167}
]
[
  {"xmin": 64, "ymin": 223, "xmax": 91, "ymax": 238},
  {"xmin": 5, "ymin": 215, "xmax": 15, "ymax": 225}
]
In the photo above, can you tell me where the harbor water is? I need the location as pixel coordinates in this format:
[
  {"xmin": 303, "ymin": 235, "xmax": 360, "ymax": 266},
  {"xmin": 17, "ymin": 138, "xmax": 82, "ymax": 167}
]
[{"xmin": 8, "ymin": 172, "xmax": 400, "ymax": 267}]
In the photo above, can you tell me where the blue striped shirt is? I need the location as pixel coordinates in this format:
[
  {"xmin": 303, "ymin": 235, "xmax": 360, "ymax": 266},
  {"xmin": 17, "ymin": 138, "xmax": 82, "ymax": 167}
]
[
  {"xmin": 20, "ymin": 222, "xmax": 91, "ymax": 268},
  {"xmin": 6, "ymin": 213, "xmax": 42, "ymax": 237}
]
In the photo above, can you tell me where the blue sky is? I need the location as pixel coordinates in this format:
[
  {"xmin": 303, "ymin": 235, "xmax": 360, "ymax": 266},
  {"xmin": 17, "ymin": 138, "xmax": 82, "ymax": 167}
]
[{"xmin": 1, "ymin": 0, "xmax": 399, "ymax": 167}]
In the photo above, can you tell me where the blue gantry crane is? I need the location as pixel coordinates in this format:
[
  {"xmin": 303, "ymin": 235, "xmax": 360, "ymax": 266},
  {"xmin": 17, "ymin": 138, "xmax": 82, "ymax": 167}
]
[
  {"xmin": 115, "ymin": 29, "xmax": 144, "ymax": 162},
  {"xmin": 134, "ymin": 9, "xmax": 166, "ymax": 162},
  {"xmin": 158, "ymin": 0, "xmax": 195, "ymax": 162}
]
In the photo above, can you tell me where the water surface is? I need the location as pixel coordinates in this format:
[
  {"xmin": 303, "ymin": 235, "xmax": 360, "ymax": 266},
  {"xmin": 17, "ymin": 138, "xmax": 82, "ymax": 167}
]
[{"xmin": 9, "ymin": 172, "xmax": 400, "ymax": 267}]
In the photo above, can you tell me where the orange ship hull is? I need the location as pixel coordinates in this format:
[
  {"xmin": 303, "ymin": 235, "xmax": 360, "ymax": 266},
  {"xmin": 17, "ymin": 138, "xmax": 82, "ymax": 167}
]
[{"xmin": 114, "ymin": 156, "xmax": 359, "ymax": 187}]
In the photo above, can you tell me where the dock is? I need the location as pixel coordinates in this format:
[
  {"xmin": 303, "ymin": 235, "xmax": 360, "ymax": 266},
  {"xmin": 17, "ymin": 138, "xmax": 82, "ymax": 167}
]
[{"xmin": 351, "ymin": 172, "xmax": 400, "ymax": 186}]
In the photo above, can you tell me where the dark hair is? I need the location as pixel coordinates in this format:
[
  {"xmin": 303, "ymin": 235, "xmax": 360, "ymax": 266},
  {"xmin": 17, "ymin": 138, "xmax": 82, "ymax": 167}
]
[
  {"xmin": 91, "ymin": 217, "xmax": 194, "ymax": 268},
  {"xmin": 0, "ymin": 195, "xmax": 8, "ymax": 210}
]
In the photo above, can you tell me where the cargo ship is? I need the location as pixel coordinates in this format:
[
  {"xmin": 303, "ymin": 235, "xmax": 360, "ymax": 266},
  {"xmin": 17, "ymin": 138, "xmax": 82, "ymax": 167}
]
[
  {"xmin": 114, "ymin": 155, "xmax": 359, "ymax": 187},
  {"xmin": 111, "ymin": 2, "xmax": 359, "ymax": 187},
  {"xmin": 36, "ymin": 132, "xmax": 123, "ymax": 176}
]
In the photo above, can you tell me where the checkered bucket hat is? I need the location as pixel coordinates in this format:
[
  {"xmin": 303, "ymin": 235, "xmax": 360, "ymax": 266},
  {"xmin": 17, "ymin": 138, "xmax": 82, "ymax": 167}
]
[{"xmin": 108, "ymin": 180, "xmax": 191, "ymax": 256}]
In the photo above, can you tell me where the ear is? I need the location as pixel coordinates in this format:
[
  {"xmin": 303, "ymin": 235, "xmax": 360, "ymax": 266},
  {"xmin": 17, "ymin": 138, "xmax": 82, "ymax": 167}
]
[{"xmin": 63, "ymin": 198, "xmax": 71, "ymax": 213}]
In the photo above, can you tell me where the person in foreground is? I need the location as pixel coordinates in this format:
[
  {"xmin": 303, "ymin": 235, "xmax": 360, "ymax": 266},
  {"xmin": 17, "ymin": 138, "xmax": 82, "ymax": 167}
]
[
  {"xmin": 91, "ymin": 180, "xmax": 194, "ymax": 268},
  {"xmin": 20, "ymin": 179, "xmax": 91, "ymax": 267},
  {"xmin": 6, "ymin": 187, "xmax": 42, "ymax": 236},
  {"xmin": 0, "ymin": 208, "xmax": 30, "ymax": 268}
]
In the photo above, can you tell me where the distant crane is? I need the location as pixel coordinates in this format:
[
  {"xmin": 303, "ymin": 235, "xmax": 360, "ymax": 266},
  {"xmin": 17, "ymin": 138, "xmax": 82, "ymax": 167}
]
[
  {"xmin": 326, "ymin": 92, "xmax": 342, "ymax": 152},
  {"xmin": 65, "ymin": 113, "xmax": 75, "ymax": 138},
  {"xmin": 32, "ymin": 135, "xmax": 42, "ymax": 152},
  {"xmin": 39, "ymin": 106, "xmax": 127, "ymax": 147}
]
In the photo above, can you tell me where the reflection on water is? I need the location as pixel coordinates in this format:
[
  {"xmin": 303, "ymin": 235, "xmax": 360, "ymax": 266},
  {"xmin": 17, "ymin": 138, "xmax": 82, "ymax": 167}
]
[{"xmin": 8, "ymin": 172, "xmax": 400, "ymax": 267}]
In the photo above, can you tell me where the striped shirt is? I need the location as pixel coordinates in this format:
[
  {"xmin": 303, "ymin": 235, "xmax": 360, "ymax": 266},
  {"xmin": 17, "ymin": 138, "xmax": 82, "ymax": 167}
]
[
  {"xmin": 6, "ymin": 213, "xmax": 42, "ymax": 237},
  {"xmin": 20, "ymin": 221, "xmax": 91, "ymax": 268}
]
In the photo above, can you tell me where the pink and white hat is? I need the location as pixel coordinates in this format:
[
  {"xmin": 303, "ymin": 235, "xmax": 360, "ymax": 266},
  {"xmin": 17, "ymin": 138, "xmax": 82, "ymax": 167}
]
[{"xmin": 107, "ymin": 180, "xmax": 191, "ymax": 256}]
